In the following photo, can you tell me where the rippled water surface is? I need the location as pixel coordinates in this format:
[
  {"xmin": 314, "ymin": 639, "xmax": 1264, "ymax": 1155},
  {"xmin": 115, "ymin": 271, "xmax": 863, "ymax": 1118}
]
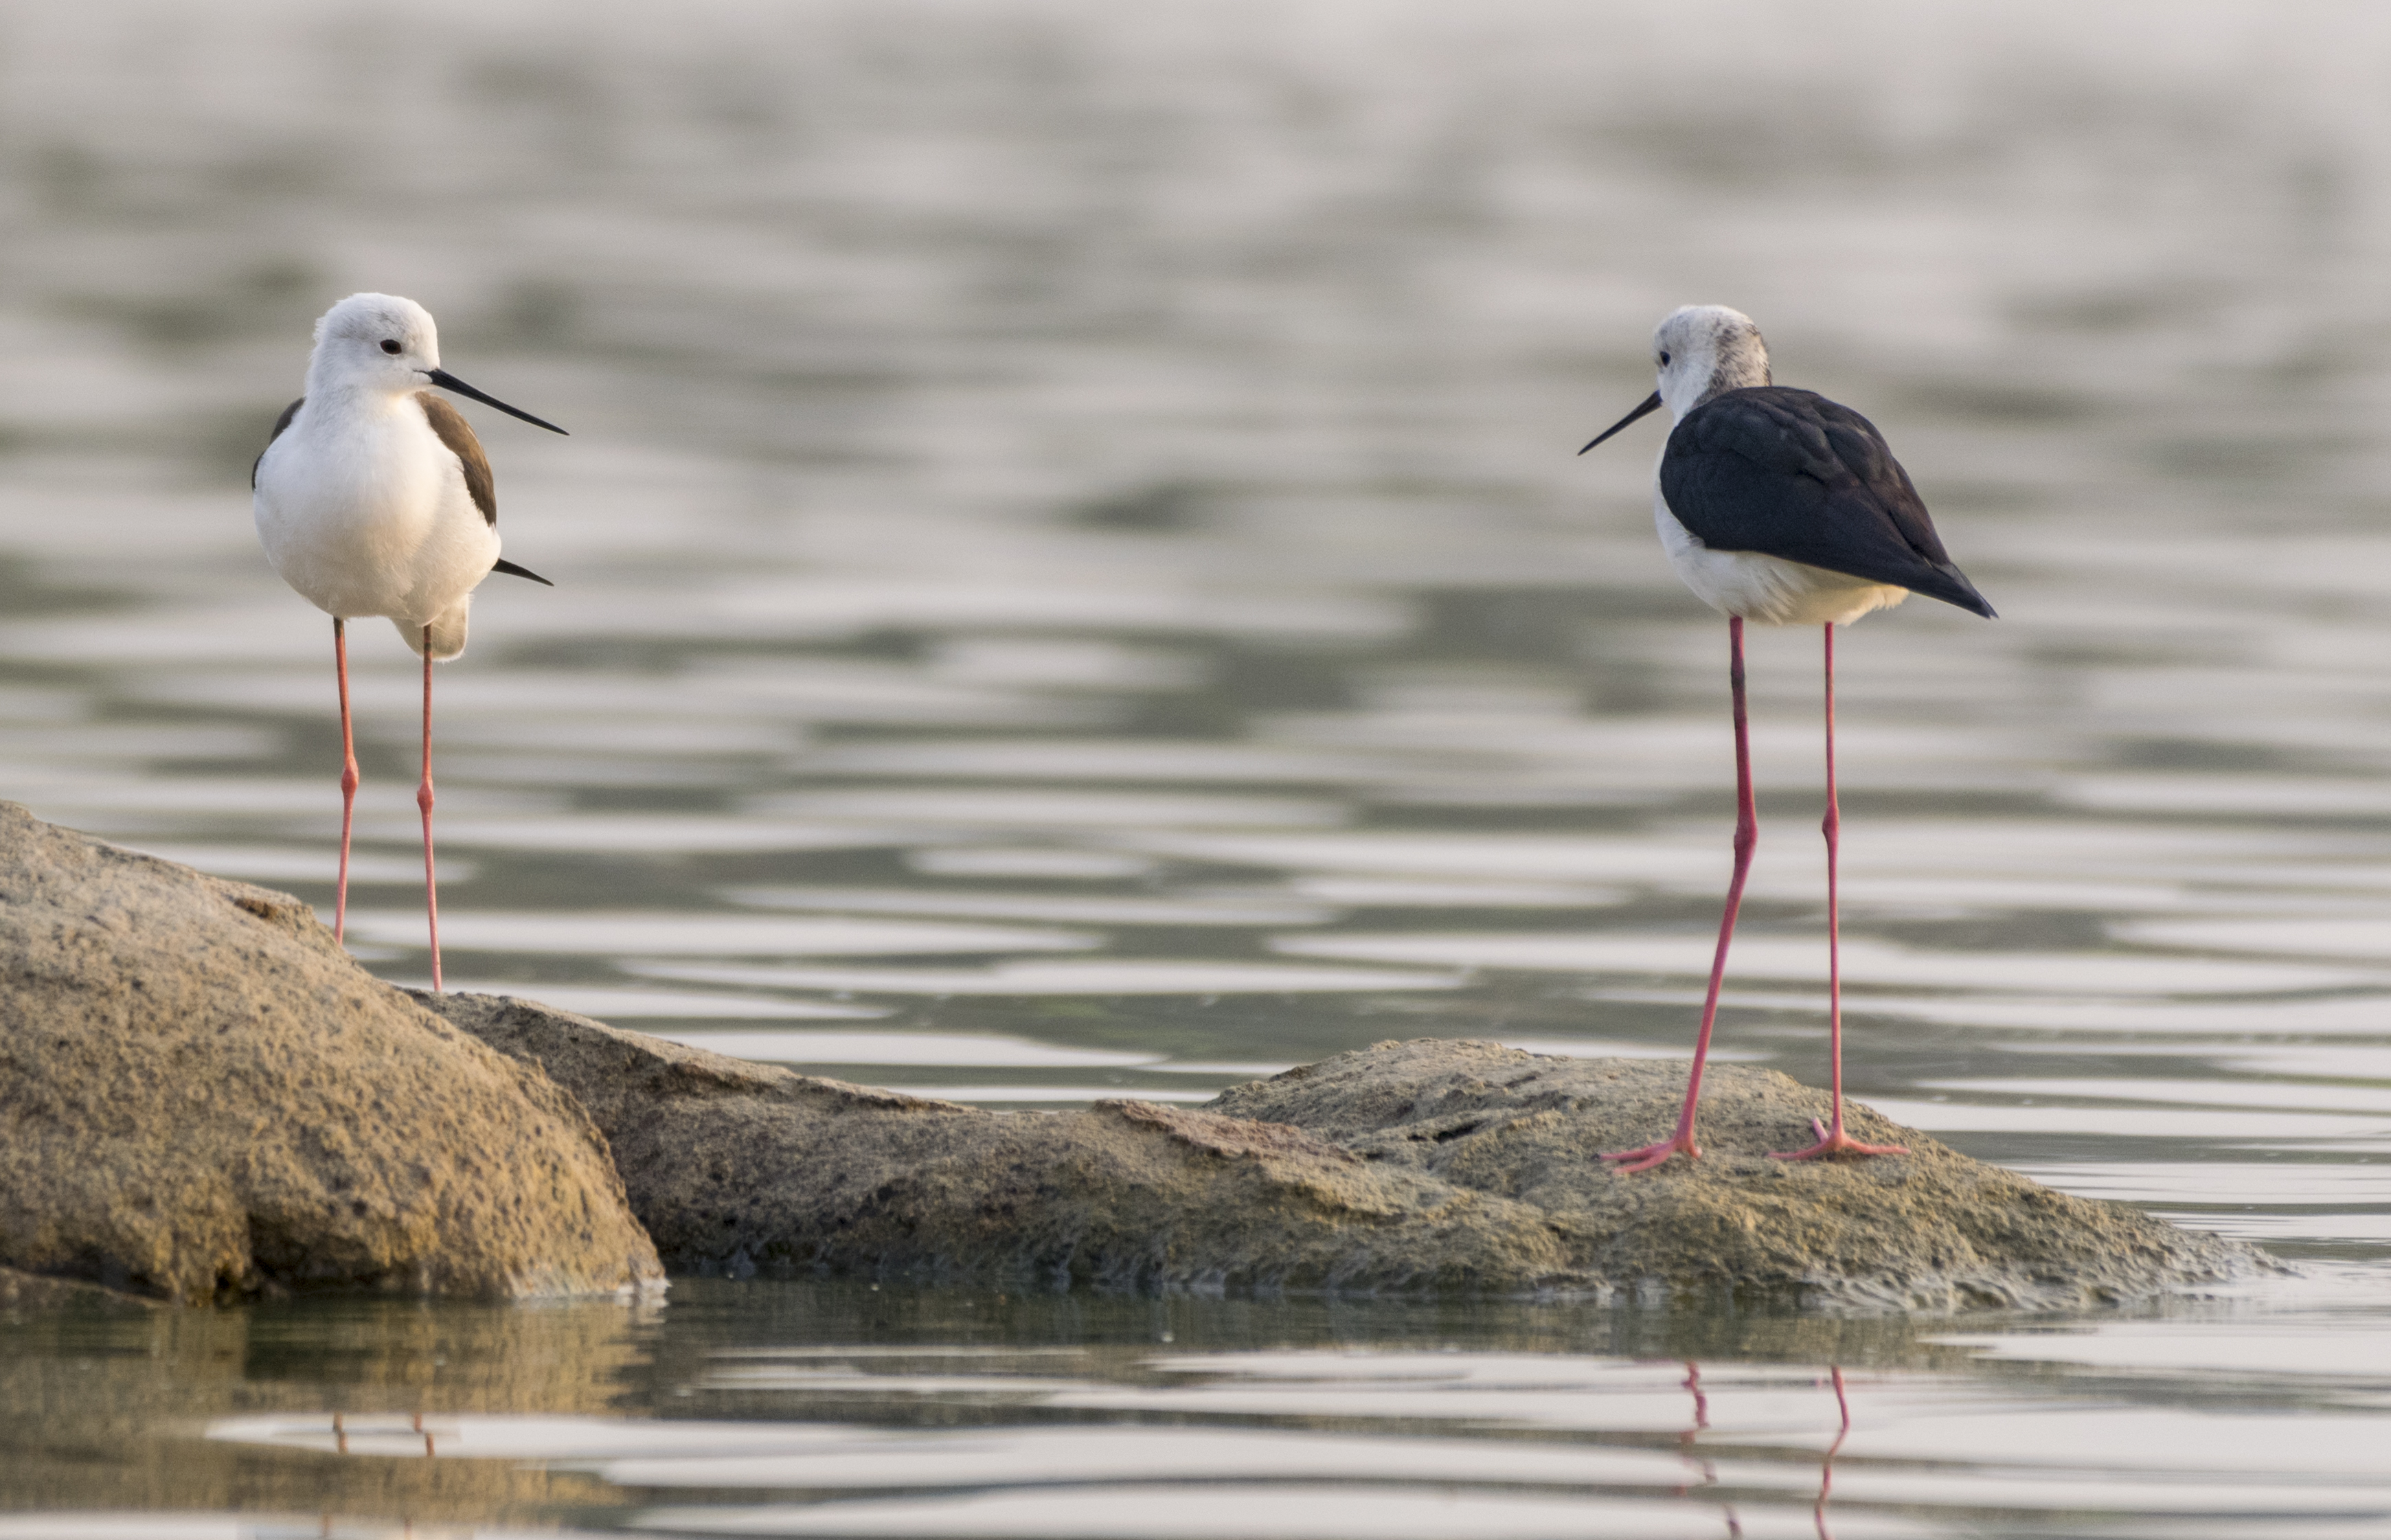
[
  {"xmin": 10, "ymin": 1278, "xmax": 2391, "ymax": 1537},
  {"xmin": 5, "ymin": 0, "xmax": 2391, "ymax": 1531}
]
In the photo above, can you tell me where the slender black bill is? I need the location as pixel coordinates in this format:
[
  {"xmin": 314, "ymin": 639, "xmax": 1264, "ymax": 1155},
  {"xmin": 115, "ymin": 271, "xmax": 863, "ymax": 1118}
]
[
  {"xmin": 1579, "ymin": 390, "xmax": 1663, "ymax": 454},
  {"xmin": 425, "ymin": 368, "xmax": 569, "ymax": 435},
  {"xmin": 490, "ymin": 558, "xmax": 554, "ymax": 587}
]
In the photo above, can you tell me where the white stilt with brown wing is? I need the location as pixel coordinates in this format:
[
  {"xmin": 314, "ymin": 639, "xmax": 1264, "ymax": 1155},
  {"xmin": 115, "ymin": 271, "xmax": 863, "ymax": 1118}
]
[{"xmin": 251, "ymin": 292, "xmax": 564, "ymax": 990}]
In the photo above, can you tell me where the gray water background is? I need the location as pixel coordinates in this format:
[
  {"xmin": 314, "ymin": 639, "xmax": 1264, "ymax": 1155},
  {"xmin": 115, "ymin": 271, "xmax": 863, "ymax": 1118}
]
[{"xmin": 4, "ymin": 0, "xmax": 2391, "ymax": 1532}]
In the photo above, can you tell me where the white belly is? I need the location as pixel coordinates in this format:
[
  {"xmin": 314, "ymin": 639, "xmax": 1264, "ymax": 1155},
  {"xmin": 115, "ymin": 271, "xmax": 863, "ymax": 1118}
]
[
  {"xmin": 1654, "ymin": 492, "xmax": 1907, "ymax": 626},
  {"xmin": 253, "ymin": 402, "xmax": 499, "ymax": 633}
]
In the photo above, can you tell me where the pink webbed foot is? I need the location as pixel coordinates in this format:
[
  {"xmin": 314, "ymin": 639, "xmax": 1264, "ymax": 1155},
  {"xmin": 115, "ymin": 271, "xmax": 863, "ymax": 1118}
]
[
  {"xmin": 1769, "ymin": 1118, "xmax": 1907, "ymax": 1162},
  {"xmin": 1604, "ymin": 1133, "xmax": 1701, "ymax": 1174}
]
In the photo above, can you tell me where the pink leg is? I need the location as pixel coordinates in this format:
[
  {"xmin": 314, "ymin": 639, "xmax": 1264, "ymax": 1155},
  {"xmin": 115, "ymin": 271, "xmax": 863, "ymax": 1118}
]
[
  {"xmin": 332, "ymin": 618, "xmax": 359, "ymax": 944},
  {"xmin": 419, "ymin": 626, "xmax": 443, "ymax": 992},
  {"xmin": 1607, "ymin": 616, "xmax": 1756, "ymax": 1173},
  {"xmin": 1775, "ymin": 624, "xmax": 1905, "ymax": 1160}
]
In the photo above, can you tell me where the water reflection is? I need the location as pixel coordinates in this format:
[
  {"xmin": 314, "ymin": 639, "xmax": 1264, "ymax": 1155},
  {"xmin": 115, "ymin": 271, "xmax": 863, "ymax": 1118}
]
[
  {"xmin": 45, "ymin": 1280, "xmax": 2349, "ymax": 1537},
  {"xmin": 1815, "ymin": 1368, "xmax": 1850, "ymax": 1540}
]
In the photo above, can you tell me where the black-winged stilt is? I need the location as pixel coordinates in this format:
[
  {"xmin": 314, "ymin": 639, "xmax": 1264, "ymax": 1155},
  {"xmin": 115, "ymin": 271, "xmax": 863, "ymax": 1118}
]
[
  {"xmin": 1580, "ymin": 304, "xmax": 1993, "ymax": 1172},
  {"xmin": 251, "ymin": 293, "xmax": 565, "ymax": 990}
]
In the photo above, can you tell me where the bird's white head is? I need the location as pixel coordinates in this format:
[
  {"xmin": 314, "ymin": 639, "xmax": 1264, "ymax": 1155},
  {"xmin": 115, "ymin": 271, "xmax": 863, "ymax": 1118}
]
[
  {"xmin": 296, "ymin": 291, "xmax": 570, "ymax": 435},
  {"xmin": 1579, "ymin": 304, "xmax": 1774, "ymax": 457},
  {"xmin": 307, "ymin": 293, "xmax": 442, "ymax": 396},
  {"xmin": 1651, "ymin": 304, "xmax": 1770, "ymax": 420}
]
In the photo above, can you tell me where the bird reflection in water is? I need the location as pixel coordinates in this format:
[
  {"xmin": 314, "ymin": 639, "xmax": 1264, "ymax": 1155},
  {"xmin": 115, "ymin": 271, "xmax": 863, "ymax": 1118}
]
[
  {"xmin": 1670, "ymin": 1360, "xmax": 1852, "ymax": 1539},
  {"xmin": 1674, "ymin": 1360, "xmax": 1743, "ymax": 1537},
  {"xmin": 1815, "ymin": 1366, "xmax": 1852, "ymax": 1540}
]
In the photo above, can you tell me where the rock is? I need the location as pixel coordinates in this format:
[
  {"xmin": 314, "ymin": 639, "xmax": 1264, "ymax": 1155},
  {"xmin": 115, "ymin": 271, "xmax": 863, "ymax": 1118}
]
[
  {"xmin": 0, "ymin": 1263, "xmax": 158, "ymax": 1311},
  {"xmin": 421, "ymin": 993, "xmax": 2271, "ymax": 1309},
  {"xmin": 420, "ymin": 990, "xmax": 1575, "ymax": 1291},
  {"xmin": 1211, "ymin": 1038, "xmax": 2271, "ymax": 1310},
  {"xmin": 0, "ymin": 803, "xmax": 663, "ymax": 1304}
]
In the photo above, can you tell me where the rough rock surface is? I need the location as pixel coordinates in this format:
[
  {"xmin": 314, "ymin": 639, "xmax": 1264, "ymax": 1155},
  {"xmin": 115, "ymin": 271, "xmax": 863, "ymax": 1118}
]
[
  {"xmin": 0, "ymin": 804, "xmax": 663, "ymax": 1304},
  {"xmin": 424, "ymin": 992, "xmax": 2270, "ymax": 1310},
  {"xmin": 422, "ymin": 991, "xmax": 1573, "ymax": 1292},
  {"xmin": 1211, "ymin": 1038, "xmax": 2270, "ymax": 1309}
]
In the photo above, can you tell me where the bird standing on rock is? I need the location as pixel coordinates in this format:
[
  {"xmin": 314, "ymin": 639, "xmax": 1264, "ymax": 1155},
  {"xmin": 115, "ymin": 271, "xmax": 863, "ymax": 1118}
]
[
  {"xmin": 1580, "ymin": 304, "xmax": 1994, "ymax": 1173},
  {"xmin": 251, "ymin": 292, "xmax": 566, "ymax": 990}
]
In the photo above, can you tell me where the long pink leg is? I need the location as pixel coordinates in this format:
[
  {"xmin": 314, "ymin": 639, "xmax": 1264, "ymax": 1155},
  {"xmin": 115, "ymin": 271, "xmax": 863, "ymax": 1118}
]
[
  {"xmin": 333, "ymin": 617, "xmax": 359, "ymax": 944},
  {"xmin": 1774, "ymin": 624, "xmax": 1905, "ymax": 1160},
  {"xmin": 419, "ymin": 626, "xmax": 443, "ymax": 992},
  {"xmin": 1607, "ymin": 616, "xmax": 1756, "ymax": 1173}
]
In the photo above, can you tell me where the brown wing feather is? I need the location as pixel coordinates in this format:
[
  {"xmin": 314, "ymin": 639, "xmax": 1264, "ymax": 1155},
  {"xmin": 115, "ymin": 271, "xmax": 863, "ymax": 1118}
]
[
  {"xmin": 417, "ymin": 392, "xmax": 497, "ymax": 525},
  {"xmin": 251, "ymin": 398, "xmax": 304, "ymax": 490}
]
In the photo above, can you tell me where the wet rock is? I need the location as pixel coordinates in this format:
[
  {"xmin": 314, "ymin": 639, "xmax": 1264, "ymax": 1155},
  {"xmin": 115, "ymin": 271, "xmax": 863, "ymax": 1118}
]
[
  {"xmin": 0, "ymin": 804, "xmax": 663, "ymax": 1304},
  {"xmin": 0, "ymin": 1263, "xmax": 158, "ymax": 1311},
  {"xmin": 1212, "ymin": 1038, "xmax": 2273, "ymax": 1310},
  {"xmin": 423, "ymin": 994, "xmax": 2270, "ymax": 1309},
  {"xmin": 420, "ymin": 992, "xmax": 1574, "ymax": 1291}
]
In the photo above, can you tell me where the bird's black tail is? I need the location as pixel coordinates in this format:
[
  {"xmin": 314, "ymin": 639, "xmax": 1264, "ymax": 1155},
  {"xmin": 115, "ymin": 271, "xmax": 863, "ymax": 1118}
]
[{"xmin": 1913, "ymin": 563, "xmax": 1995, "ymax": 618}]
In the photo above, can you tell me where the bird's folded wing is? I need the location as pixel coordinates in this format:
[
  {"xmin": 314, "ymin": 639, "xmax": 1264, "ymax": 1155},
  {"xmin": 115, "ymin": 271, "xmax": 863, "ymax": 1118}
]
[
  {"xmin": 1660, "ymin": 387, "xmax": 1992, "ymax": 615},
  {"xmin": 251, "ymin": 398, "xmax": 304, "ymax": 490},
  {"xmin": 418, "ymin": 393, "xmax": 497, "ymax": 525}
]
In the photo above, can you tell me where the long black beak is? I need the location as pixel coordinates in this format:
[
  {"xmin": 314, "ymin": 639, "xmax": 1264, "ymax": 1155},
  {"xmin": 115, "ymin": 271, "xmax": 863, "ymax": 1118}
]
[
  {"xmin": 425, "ymin": 368, "xmax": 569, "ymax": 435},
  {"xmin": 1578, "ymin": 390, "xmax": 1663, "ymax": 454}
]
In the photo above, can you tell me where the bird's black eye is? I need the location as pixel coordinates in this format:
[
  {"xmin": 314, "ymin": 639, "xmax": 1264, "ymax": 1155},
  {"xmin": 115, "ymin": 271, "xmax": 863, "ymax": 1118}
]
[
  {"xmin": 1658, "ymin": 351, "xmax": 1671, "ymax": 367},
  {"xmin": 380, "ymin": 339, "xmax": 402, "ymax": 354}
]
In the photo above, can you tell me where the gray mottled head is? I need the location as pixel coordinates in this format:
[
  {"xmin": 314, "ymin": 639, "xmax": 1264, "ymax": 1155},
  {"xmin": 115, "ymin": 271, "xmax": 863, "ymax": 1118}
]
[
  {"xmin": 1653, "ymin": 304, "xmax": 1769, "ymax": 418},
  {"xmin": 306, "ymin": 292, "xmax": 443, "ymax": 394}
]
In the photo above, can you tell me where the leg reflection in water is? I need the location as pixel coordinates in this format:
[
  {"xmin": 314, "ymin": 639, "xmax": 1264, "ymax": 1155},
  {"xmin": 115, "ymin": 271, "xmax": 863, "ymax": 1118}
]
[
  {"xmin": 1675, "ymin": 1361, "xmax": 1743, "ymax": 1537},
  {"xmin": 1815, "ymin": 1365, "xmax": 1852, "ymax": 1540}
]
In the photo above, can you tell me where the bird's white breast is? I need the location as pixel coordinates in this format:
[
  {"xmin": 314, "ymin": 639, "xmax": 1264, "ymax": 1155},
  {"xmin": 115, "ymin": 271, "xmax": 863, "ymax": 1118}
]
[
  {"xmin": 253, "ymin": 394, "xmax": 499, "ymax": 626},
  {"xmin": 1653, "ymin": 486, "xmax": 1907, "ymax": 627}
]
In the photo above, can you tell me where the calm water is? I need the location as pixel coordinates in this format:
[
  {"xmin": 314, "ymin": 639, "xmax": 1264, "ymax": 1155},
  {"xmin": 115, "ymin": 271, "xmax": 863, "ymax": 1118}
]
[{"xmin": 5, "ymin": 0, "xmax": 2391, "ymax": 1531}]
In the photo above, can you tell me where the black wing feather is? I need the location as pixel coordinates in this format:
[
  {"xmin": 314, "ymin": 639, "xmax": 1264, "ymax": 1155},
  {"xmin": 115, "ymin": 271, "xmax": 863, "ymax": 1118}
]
[
  {"xmin": 1659, "ymin": 387, "xmax": 1994, "ymax": 617},
  {"xmin": 490, "ymin": 558, "xmax": 553, "ymax": 586},
  {"xmin": 251, "ymin": 398, "xmax": 304, "ymax": 490}
]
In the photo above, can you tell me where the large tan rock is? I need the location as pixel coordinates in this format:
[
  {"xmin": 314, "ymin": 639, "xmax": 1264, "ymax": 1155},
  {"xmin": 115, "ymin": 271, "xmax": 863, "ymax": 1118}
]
[
  {"xmin": 422, "ymin": 991, "xmax": 1575, "ymax": 1292},
  {"xmin": 422, "ymin": 992, "xmax": 2271, "ymax": 1310},
  {"xmin": 0, "ymin": 804, "xmax": 662, "ymax": 1304}
]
